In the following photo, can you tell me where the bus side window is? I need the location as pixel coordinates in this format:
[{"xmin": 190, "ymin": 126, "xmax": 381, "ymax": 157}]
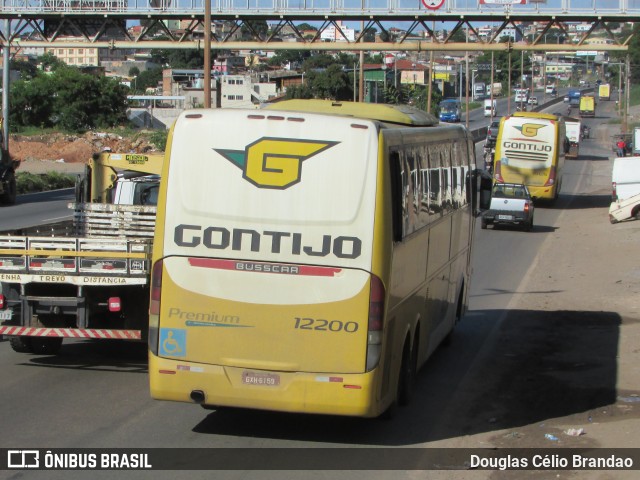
[{"xmin": 389, "ymin": 151, "xmax": 405, "ymax": 242}]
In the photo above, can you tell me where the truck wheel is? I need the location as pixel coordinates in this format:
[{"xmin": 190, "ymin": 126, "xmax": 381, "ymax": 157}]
[
  {"xmin": 9, "ymin": 336, "xmax": 34, "ymax": 353},
  {"xmin": 30, "ymin": 337, "xmax": 63, "ymax": 355},
  {"xmin": 0, "ymin": 171, "xmax": 17, "ymax": 205}
]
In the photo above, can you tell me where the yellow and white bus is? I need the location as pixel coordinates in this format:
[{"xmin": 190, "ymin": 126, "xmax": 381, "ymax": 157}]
[
  {"xmin": 148, "ymin": 100, "xmax": 489, "ymax": 418},
  {"xmin": 493, "ymin": 111, "xmax": 567, "ymax": 202}
]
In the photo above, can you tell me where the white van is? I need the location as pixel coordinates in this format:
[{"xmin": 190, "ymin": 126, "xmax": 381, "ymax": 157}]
[
  {"xmin": 483, "ymin": 99, "xmax": 496, "ymax": 117},
  {"xmin": 609, "ymin": 157, "xmax": 640, "ymax": 223}
]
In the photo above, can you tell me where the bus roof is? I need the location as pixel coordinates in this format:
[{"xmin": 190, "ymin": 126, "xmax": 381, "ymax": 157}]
[
  {"xmin": 510, "ymin": 111, "xmax": 560, "ymax": 121},
  {"xmin": 263, "ymin": 99, "xmax": 439, "ymax": 126}
]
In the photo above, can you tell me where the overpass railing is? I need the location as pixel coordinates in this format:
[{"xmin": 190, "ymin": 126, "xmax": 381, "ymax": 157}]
[{"xmin": 0, "ymin": 0, "xmax": 639, "ymax": 17}]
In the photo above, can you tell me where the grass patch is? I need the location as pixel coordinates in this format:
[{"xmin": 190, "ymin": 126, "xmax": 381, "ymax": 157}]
[
  {"xmin": 149, "ymin": 130, "xmax": 168, "ymax": 151},
  {"xmin": 16, "ymin": 171, "xmax": 76, "ymax": 195}
]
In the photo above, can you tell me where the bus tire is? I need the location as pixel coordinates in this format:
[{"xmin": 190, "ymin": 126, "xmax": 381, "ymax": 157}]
[
  {"xmin": 379, "ymin": 398, "xmax": 398, "ymax": 420},
  {"xmin": 30, "ymin": 337, "xmax": 63, "ymax": 355},
  {"xmin": 9, "ymin": 336, "xmax": 34, "ymax": 353},
  {"xmin": 398, "ymin": 336, "xmax": 417, "ymax": 406}
]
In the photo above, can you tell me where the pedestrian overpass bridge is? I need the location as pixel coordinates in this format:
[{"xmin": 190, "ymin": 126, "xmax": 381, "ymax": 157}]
[{"xmin": 0, "ymin": 0, "xmax": 638, "ymax": 51}]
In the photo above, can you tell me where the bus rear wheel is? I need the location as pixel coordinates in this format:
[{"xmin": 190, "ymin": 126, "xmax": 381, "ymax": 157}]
[
  {"xmin": 398, "ymin": 336, "xmax": 418, "ymax": 406},
  {"xmin": 30, "ymin": 337, "xmax": 63, "ymax": 355},
  {"xmin": 9, "ymin": 336, "xmax": 34, "ymax": 353}
]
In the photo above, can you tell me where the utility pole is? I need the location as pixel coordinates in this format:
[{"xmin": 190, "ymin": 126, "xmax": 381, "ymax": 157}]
[
  {"xmin": 2, "ymin": 20, "xmax": 10, "ymax": 147},
  {"xmin": 427, "ymin": 49, "xmax": 434, "ymax": 114},
  {"xmin": 203, "ymin": 0, "xmax": 211, "ymax": 108},
  {"xmin": 490, "ymin": 51, "xmax": 495, "ymax": 119},
  {"xmin": 358, "ymin": 21, "xmax": 364, "ymax": 102},
  {"xmin": 624, "ymin": 54, "xmax": 630, "ymax": 133},
  {"xmin": 465, "ymin": 26, "xmax": 470, "ymax": 128},
  {"xmin": 618, "ymin": 63, "xmax": 623, "ymax": 117},
  {"xmin": 507, "ymin": 51, "xmax": 512, "ymax": 114}
]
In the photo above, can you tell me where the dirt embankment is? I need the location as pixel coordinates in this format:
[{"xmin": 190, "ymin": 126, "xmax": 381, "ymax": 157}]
[{"xmin": 8, "ymin": 132, "xmax": 160, "ymax": 174}]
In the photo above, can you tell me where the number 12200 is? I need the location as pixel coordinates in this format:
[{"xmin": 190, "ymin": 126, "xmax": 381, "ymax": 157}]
[{"xmin": 294, "ymin": 317, "xmax": 359, "ymax": 333}]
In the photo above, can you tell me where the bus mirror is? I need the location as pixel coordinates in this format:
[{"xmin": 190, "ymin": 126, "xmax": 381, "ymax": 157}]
[
  {"xmin": 479, "ymin": 184, "xmax": 492, "ymax": 211},
  {"xmin": 469, "ymin": 169, "xmax": 493, "ymax": 216}
]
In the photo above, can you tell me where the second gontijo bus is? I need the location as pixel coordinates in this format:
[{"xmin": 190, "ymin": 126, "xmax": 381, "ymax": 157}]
[
  {"xmin": 493, "ymin": 111, "xmax": 567, "ymax": 203},
  {"xmin": 148, "ymin": 100, "xmax": 490, "ymax": 418}
]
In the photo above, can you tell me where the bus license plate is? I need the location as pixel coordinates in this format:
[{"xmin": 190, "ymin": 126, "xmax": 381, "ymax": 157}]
[
  {"xmin": 242, "ymin": 371, "xmax": 280, "ymax": 387},
  {"xmin": 498, "ymin": 214, "xmax": 513, "ymax": 220},
  {"xmin": 0, "ymin": 309, "xmax": 13, "ymax": 321}
]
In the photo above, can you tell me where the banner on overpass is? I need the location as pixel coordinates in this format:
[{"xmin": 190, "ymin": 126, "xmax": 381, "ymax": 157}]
[{"xmin": 479, "ymin": 0, "xmax": 527, "ymax": 4}]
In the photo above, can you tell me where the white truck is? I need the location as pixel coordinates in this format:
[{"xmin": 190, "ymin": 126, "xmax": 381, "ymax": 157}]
[
  {"xmin": 565, "ymin": 117, "xmax": 581, "ymax": 159},
  {"xmin": 514, "ymin": 88, "xmax": 529, "ymax": 104},
  {"xmin": 483, "ymin": 99, "xmax": 497, "ymax": 117},
  {"xmin": 487, "ymin": 83, "xmax": 502, "ymax": 97},
  {"xmin": 609, "ymin": 157, "xmax": 640, "ymax": 224},
  {"xmin": 481, "ymin": 183, "xmax": 535, "ymax": 231},
  {"xmin": 0, "ymin": 152, "xmax": 163, "ymax": 354},
  {"xmin": 474, "ymin": 82, "xmax": 486, "ymax": 101}
]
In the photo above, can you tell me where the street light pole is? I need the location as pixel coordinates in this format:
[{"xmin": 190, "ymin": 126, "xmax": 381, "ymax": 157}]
[
  {"xmin": 490, "ymin": 51, "xmax": 495, "ymax": 119},
  {"xmin": 624, "ymin": 54, "xmax": 630, "ymax": 134},
  {"xmin": 507, "ymin": 51, "xmax": 512, "ymax": 114},
  {"xmin": 619, "ymin": 62, "xmax": 623, "ymax": 117}
]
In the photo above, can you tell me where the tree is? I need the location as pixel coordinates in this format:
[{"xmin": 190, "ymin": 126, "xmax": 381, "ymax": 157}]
[
  {"xmin": 38, "ymin": 52, "xmax": 66, "ymax": 72},
  {"xmin": 241, "ymin": 20, "xmax": 269, "ymax": 40},
  {"xmin": 153, "ymin": 49, "xmax": 205, "ymax": 69},
  {"xmin": 302, "ymin": 54, "xmax": 339, "ymax": 71},
  {"xmin": 267, "ymin": 50, "xmax": 310, "ymax": 68},
  {"xmin": 285, "ymin": 84, "xmax": 314, "ymax": 99},
  {"xmin": 302, "ymin": 64, "xmax": 352, "ymax": 100},
  {"xmin": 10, "ymin": 59, "xmax": 38, "ymax": 81},
  {"xmin": 134, "ymin": 67, "xmax": 163, "ymax": 93},
  {"xmin": 296, "ymin": 23, "xmax": 317, "ymax": 32},
  {"xmin": 9, "ymin": 66, "xmax": 129, "ymax": 132},
  {"xmin": 129, "ymin": 66, "xmax": 140, "ymax": 78}
]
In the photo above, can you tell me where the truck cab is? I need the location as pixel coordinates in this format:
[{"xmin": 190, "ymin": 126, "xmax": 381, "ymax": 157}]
[{"xmin": 112, "ymin": 174, "xmax": 160, "ymax": 206}]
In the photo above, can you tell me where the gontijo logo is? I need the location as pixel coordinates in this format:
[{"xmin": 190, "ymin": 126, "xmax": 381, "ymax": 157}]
[
  {"xmin": 514, "ymin": 123, "xmax": 546, "ymax": 137},
  {"xmin": 215, "ymin": 137, "xmax": 339, "ymax": 189}
]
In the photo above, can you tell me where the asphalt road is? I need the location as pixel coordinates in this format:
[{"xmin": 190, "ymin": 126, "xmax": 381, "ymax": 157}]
[{"xmin": 1, "ymin": 95, "xmax": 636, "ymax": 480}]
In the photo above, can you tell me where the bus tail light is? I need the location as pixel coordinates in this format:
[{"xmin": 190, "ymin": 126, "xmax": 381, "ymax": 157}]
[
  {"xmin": 366, "ymin": 274, "xmax": 385, "ymax": 372},
  {"xmin": 612, "ymin": 182, "xmax": 618, "ymax": 201},
  {"xmin": 0, "ymin": 294, "xmax": 5, "ymax": 309},
  {"xmin": 150, "ymin": 260, "xmax": 163, "ymax": 316},
  {"xmin": 544, "ymin": 166, "xmax": 556, "ymax": 187},
  {"xmin": 108, "ymin": 297, "xmax": 121, "ymax": 312},
  {"xmin": 494, "ymin": 160, "xmax": 504, "ymax": 183},
  {"xmin": 149, "ymin": 259, "xmax": 163, "ymax": 355}
]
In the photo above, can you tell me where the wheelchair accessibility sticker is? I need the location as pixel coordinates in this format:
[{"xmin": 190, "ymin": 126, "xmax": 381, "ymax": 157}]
[{"xmin": 159, "ymin": 328, "xmax": 186, "ymax": 357}]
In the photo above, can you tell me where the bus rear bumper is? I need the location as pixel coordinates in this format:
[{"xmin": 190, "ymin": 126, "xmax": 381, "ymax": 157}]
[
  {"xmin": 149, "ymin": 354, "xmax": 383, "ymax": 418},
  {"xmin": 527, "ymin": 185, "xmax": 555, "ymax": 200}
]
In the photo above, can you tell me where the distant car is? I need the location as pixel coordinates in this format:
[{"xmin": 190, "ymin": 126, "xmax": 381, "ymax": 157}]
[
  {"xmin": 563, "ymin": 95, "xmax": 570, "ymax": 103},
  {"xmin": 482, "ymin": 183, "xmax": 535, "ymax": 231},
  {"xmin": 485, "ymin": 119, "xmax": 501, "ymax": 147},
  {"xmin": 528, "ymin": 96, "xmax": 538, "ymax": 106}
]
